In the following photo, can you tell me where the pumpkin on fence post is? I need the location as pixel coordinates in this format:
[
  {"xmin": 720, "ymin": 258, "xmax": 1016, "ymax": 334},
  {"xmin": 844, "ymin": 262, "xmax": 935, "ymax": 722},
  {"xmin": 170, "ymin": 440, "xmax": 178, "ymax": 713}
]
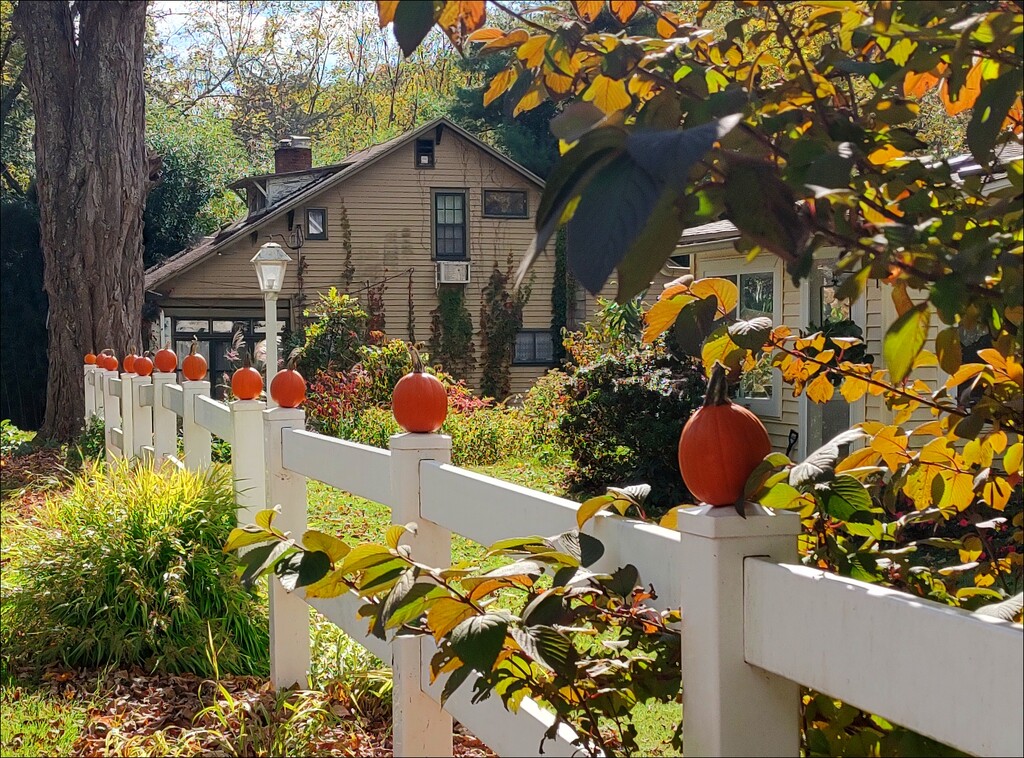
[
  {"xmin": 154, "ymin": 344, "xmax": 178, "ymax": 374},
  {"xmin": 270, "ymin": 355, "xmax": 306, "ymax": 408},
  {"xmin": 392, "ymin": 344, "xmax": 447, "ymax": 433},
  {"xmin": 134, "ymin": 353, "xmax": 154, "ymax": 377},
  {"xmin": 678, "ymin": 361, "xmax": 772, "ymax": 508},
  {"xmin": 84, "ymin": 352, "xmax": 97, "ymax": 365},
  {"xmin": 231, "ymin": 349, "xmax": 263, "ymax": 401},
  {"xmin": 123, "ymin": 346, "xmax": 138, "ymax": 374},
  {"xmin": 182, "ymin": 337, "xmax": 208, "ymax": 382},
  {"xmin": 100, "ymin": 349, "xmax": 118, "ymax": 372}
]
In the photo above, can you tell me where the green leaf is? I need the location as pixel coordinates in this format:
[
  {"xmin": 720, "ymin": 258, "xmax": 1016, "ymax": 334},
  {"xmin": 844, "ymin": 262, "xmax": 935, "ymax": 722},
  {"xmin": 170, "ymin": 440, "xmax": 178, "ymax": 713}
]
[
  {"xmin": 487, "ymin": 535, "xmax": 548, "ymax": 554},
  {"xmin": 520, "ymin": 589, "xmax": 573, "ymax": 627},
  {"xmin": 255, "ymin": 508, "xmax": 279, "ymax": 532},
  {"xmin": 440, "ymin": 662, "xmax": 472, "ymax": 705},
  {"xmin": 223, "ymin": 526, "xmax": 275, "ymax": 554},
  {"xmin": 672, "ymin": 295, "xmax": 719, "ymax": 356},
  {"xmin": 728, "ymin": 316, "xmax": 774, "ymax": 350},
  {"xmin": 615, "ymin": 188, "xmax": 686, "ymax": 302},
  {"xmin": 355, "ymin": 559, "xmax": 407, "ymax": 597},
  {"xmin": 511, "ymin": 626, "xmax": 578, "ymax": 678},
  {"xmin": 239, "ymin": 540, "xmax": 294, "ymax": 590},
  {"xmin": 392, "ymin": 0, "xmax": 437, "ymax": 57},
  {"xmin": 275, "ymin": 550, "xmax": 332, "ymax": 592},
  {"xmin": 821, "ymin": 475, "xmax": 874, "ymax": 521},
  {"xmin": 341, "ymin": 544, "xmax": 398, "ymax": 574},
  {"xmin": 883, "ymin": 302, "xmax": 930, "ymax": 383},
  {"xmin": 724, "ymin": 157, "xmax": 807, "ymax": 268},
  {"xmin": 450, "ymin": 613, "xmax": 510, "ymax": 672},
  {"xmin": 302, "ymin": 531, "xmax": 350, "ymax": 563},
  {"xmin": 967, "ymin": 71, "xmax": 1019, "ymax": 165},
  {"xmin": 759, "ymin": 482, "xmax": 804, "ymax": 509},
  {"xmin": 935, "ymin": 326, "xmax": 962, "ymax": 375},
  {"xmin": 545, "ymin": 530, "xmax": 605, "ymax": 568},
  {"xmin": 605, "ymin": 564, "xmax": 641, "ymax": 599}
]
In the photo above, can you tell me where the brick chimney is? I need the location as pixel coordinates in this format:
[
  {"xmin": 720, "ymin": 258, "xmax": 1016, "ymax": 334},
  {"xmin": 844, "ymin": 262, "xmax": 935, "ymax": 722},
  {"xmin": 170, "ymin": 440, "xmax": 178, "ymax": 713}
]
[{"xmin": 274, "ymin": 136, "xmax": 312, "ymax": 173}]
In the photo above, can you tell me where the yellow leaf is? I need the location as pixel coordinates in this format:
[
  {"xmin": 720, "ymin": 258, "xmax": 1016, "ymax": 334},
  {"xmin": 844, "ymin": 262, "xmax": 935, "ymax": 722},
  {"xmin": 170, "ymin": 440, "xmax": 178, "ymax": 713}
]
[
  {"xmin": 467, "ymin": 27, "xmax": 505, "ymax": 41},
  {"xmin": 982, "ymin": 477, "xmax": 1011, "ymax": 511},
  {"xmin": 517, "ymin": 35, "xmax": 548, "ymax": 68},
  {"xmin": 935, "ymin": 326, "xmax": 962, "ymax": 374},
  {"xmin": 656, "ymin": 11, "xmax": 680, "ymax": 37},
  {"xmin": 904, "ymin": 66, "xmax": 943, "ymax": 98},
  {"xmin": 959, "ymin": 534, "xmax": 983, "ymax": 562},
  {"xmin": 303, "ymin": 531, "xmax": 351, "ymax": 563},
  {"xmin": 841, "ymin": 374, "xmax": 869, "ymax": 403},
  {"xmin": 702, "ymin": 332, "xmax": 743, "ymax": 376},
  {"xmin": 484, "ymin": 67, "xmax": 517, "ymax": 107},
  {"xmin": 609, "ymin": 0, "xmax": 639, "ymax": 23},
  {"xmin": 583, "ymin": 75, "xmax": 632, "ymax": 115},
  {"xmin": 806, "ymin": 373, "xmax": 835, "ymax": 403},
  {"xmin": 386, "ymin": 524, "xmax": 410, "ymax": 550},
  {"xmin": 427, "ymin": 598, "xmax": 475, "ymax": 642},
  {"xmin": 377, "ymin": 0, "xmax": 399, "ymax": 27},
  {"xmin": 1005, "ymin": 443, "xmax": 1023, "ymax": 475},
  {"xmin": 514, "ymin": 80, "xmax": 547, "ymax": 116},
  {"xmin": 902, "ymin": 467, "xmax": 934, "ymax": 510},
  {"xmin": 572, "ymin": 0, "xmax": 604, "ymax": 22},
  {"xmin": 437, "ymin": 1, "xmax": 487, "ymax": 46},
  {"xmin": 891, "ymin": 280, "xmax": 914, "ymax": 317},
  {"xmin": 940, "ymin": 59, "xmax": 982, "ymax": 116},
  {"xmin": 942, "ymin": 470, "xmax": 975, "ymax": 512},
  {"xmin": 944, "ymin": 363, "xmax": 985, "ymax": 390},
  {"xmin": 255, "ymin": 508, "xmax": 279, "ymax": 532},
  {"xmin": 987, "ymin": 431, "xmax": 1007, "ymax": 454},
  {"xmin": 544, "ymin": 70, "xmax": 575, "ymax": 96},
  {"xmin": 481, "ymin": 28, "xmax": 529, "ymax": 52},
  {"xmin": 576, "ymin": 494, "xmax": 614, "ymax": 529},
  {"xmin": 868, "ymin": 144, "xmax": 905, "ymax": 165},
  {"xmin": 871, "ymin": 426, "xmax": 910, "ymax": 471},
  {"xmin": 690, "ymin": 277, "xmax": 738, "ymax": 316},
  {"xmin": 963, "ymin": 439, "xmax": 993, "ymax": 468},
  {"xmin": 643, "ymin": 295, "xmax": 694, "ymax": 343},
  {"xmin": 835, "ymin": 447, "xmax": 881, "ymax": 473},
  {"xmin": 909, "ymin": 420, "xmax": 944, "ymax": 437},
  {"xmin": 659, "ymin": 507, "xmax": 679, "ymax": 530},
  {"xmin": 912, "ymin": 350, "xmax": 937, "ymax": 369},
  {"xmin": 304, "ymin": 568, "xmax": 351, "ymax": 599}
]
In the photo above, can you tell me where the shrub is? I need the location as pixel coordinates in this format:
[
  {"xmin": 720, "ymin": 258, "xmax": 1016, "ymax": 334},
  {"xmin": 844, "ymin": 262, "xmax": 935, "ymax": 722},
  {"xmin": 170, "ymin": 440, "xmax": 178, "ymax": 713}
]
[
  {"xmin": 520, "ymin": 369, "xmax": 571, "ymax": 450},
  {"xmin": 0, "ymin": 419, "xmax": 33, "ymax": 457},
  {"xmin": 65, "ymin": 415, "xmax": 105, "ymax": 469},
  {"xmin": 561, "ymin": 346, "xmax": 706, "ymax": 510},
  {"xmin": 1, "ymin": 462, "xmax": 269, "ymax": 677},
  {"xmin": 292, "ymin": 288, "xmax": 369, "ymax": 377}
]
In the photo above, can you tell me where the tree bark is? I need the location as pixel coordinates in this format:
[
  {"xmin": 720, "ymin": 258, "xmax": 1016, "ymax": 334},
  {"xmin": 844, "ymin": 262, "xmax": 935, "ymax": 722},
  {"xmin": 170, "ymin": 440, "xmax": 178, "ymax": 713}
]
[{"xmin": 13, "ymin": 0, "xmax": 148, "ymax": 441}]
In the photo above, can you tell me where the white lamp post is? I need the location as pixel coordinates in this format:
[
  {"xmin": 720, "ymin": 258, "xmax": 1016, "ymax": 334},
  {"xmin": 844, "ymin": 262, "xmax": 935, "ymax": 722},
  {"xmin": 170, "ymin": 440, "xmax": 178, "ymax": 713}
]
[{"xmin": 251, "ymin": 242, "xmax": 292, "ymax": 406}]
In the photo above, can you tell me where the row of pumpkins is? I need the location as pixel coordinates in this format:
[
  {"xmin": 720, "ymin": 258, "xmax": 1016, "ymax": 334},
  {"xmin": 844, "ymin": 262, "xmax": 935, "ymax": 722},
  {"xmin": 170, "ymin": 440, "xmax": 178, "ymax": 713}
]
[{"xmin": 85, "ymin": 344, "xmax": 768, "ymax": 509}]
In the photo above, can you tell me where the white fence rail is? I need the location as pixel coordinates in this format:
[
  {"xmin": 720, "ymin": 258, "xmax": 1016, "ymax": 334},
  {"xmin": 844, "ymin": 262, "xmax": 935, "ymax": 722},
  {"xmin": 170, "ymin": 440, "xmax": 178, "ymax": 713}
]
[{"xmin": 84, "ymin": 363, "xmax": 1023, "ymax": 758}]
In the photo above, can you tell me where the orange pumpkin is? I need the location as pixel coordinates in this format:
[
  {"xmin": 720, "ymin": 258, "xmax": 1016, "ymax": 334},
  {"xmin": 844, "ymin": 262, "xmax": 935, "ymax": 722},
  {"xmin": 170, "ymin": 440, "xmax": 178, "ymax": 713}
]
[
  {"xmin": 392, "ymin": 345, "xmax": 447, "ymax": 433},
  {"xmin": 270, "ymin": 359, "xmax": 306, "ymax": 408},
  {"xmin": 101, "ymin": 350, "xmax": 118, "ymax": 372},
  {"xmin": 154, "ymin": 345, "xmax": 178, "ymax": 374},
  {"xmin": 134, "ymin": 354, "xmax": 154, "ymax": 377},
  {"xmin": 84, "ymin": 353, "xmax": 97, "ymax": 365},
  {"xmin": 231, "ymin": 350, "xmax": 263, "ymax": 400},
  {"xmin": 678, "ymin": 362, "xmax": 771, "ymax": 507},
  {"xmin": 123, "ymin": 346, "xmax": 137, "ymax": 374},
  {"xmin": 182, "ymin": 338, "xmax": 208, "ymax": 381}
]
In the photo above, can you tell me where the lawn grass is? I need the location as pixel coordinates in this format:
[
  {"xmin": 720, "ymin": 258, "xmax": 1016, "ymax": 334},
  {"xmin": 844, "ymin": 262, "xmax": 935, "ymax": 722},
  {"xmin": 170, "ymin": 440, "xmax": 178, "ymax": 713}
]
[{"xmin": 0, "ymin": 684, "xmax": 90, "ymax": 757}]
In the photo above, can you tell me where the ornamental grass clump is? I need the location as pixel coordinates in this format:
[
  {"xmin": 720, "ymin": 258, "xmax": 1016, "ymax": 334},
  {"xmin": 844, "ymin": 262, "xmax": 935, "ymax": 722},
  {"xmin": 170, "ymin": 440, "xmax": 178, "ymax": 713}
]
[{"xmin": 1, "ymin": 462, "xmax": 268, "ymax": 677}]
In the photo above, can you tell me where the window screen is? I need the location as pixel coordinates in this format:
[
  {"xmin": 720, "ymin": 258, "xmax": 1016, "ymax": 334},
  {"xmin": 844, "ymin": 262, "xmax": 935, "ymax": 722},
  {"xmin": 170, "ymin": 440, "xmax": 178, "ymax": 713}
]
[{"xmin": 514, "ymin": 330, "xmax": 555, "ymax": 365}]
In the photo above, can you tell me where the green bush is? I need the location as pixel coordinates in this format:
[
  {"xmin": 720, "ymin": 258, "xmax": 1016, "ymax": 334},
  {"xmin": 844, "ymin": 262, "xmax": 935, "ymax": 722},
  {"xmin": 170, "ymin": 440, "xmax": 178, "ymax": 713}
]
[
  {"xmin": 292, "ymin": 288, "xmax": 369, "ymax": 377},
  {"xmin": 519, "ymin": 369, "xmax": 571, "ymax": 451},
  {"xmin": 65, "ymin": 415, "xmax": 105, "ymax": 469},
  {"xmin": 560, "ymin": 346, "xmax": 706, "ymax": 510},
  {"xmin": 1, "ymin": 462, "xmax": 269, "ymax": 677},
  {"xmin": 0, "ymin": 419, "xmax": 33, "ymax": 457}
]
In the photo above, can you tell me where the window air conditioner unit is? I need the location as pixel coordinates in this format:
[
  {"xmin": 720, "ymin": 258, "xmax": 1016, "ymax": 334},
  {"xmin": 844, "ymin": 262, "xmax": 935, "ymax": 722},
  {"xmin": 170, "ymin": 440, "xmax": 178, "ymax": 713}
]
[{"xmin": 436, "ymin": 261, "xmax": 471, "ymax": 286}]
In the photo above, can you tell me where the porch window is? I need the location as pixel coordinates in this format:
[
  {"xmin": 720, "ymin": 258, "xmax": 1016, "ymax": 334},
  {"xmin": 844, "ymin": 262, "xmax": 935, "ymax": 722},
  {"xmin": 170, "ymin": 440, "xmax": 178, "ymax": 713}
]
[
  {"xmin": 697, "ymin": 260, "xmax": 783, "ymax": 417},
  {"xmin": 171, "ymin": 317, "xmax": 270, "ymax": 399},
  {"xmin": 434, "ymin": 191, "xmax": 467, "ymax": 260}
]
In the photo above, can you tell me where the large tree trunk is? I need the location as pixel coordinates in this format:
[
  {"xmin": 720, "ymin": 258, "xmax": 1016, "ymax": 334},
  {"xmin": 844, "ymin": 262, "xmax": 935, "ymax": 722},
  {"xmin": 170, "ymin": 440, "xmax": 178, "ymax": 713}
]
[{"xmin": 13, "ymin": 1, "xmax": 148, "ymax": 441}]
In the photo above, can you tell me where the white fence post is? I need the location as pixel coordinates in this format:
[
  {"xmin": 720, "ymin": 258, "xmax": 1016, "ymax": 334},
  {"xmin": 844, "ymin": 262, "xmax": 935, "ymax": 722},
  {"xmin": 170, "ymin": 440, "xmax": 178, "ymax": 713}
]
[
  {"xmin": 231, "ymin": 399, "xmax": 266, "ymax": 525},
  {"xmin": 264, "ymin": 406, "xmax": 310, "ymax": 689},
  {"xmin": 93, "ymin": 366, "xmax": 105, "ymax": 421},
  {"xmin": 389, "ymin": 432, "xmax": 454, "ymax": 757},
  {"xmin": 120, "ymin": 372, "xmax": 137, "ymax": 458},
  {"xmin": 181, "ymin": 380, "xmax": 212, "ymax": 471},
  {"xmin": 129, "ymin": 375, "xmax": 153, "ymax": 459},
  {"xmin": 152, "ymin": 372, "xmax": 177, "ymax": 464},
  {"xmin": 84, "ymin": 365, "xmax": 95, "ymax": 421},
  {"xmin": 103, "ymin": 371, "xmax": 120, "ymax": 464},
  {"xmin": 678, "ymin": 504, "xmax": 802, "ymax": 757}
]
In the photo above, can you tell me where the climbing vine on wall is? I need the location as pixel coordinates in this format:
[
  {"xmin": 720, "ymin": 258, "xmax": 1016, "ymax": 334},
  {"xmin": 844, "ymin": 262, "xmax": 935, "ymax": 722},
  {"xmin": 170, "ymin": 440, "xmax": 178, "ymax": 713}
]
[
  {"xmin": 407, "ymin": 271, "xmax": 416, "ymax": 344},
  {"xmin": 365, "ymin": 278, "xmax": 386, "ymax": 337},
  {"xmin": 338, "ymin": 200, "xmax": 354, "ymax": 290},
  {"xmin": 551, "ymin": 228, "xmax": 569, "ymax": 364},
  {"xmin": 429, "ymin": 284, "xmax": 475, "ymax": 379},
  {"xmin": 480, "ymin": 264, "xmax": 529, "ymax": 399}
]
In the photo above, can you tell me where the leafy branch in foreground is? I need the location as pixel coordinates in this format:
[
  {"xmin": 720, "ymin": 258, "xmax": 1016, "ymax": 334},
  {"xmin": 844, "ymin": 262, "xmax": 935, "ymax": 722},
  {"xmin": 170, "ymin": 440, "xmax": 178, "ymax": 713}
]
[{"xmin": 225, "ymin": 509, "xmax": 681, "ymax": 757}]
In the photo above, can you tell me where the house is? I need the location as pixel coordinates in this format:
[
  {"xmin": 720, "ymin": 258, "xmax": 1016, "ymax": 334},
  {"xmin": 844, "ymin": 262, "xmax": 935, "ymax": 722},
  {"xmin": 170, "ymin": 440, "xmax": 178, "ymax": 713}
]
[{"xmin": 145, "ymin": 118, "xmax": 569, "ymax": 396}]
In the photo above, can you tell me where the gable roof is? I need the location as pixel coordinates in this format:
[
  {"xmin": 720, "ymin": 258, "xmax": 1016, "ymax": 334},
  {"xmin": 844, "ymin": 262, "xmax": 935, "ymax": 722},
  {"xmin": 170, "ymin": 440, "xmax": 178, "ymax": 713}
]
[{"xmin": 145, "ymin": 117, "xmax": 546, "ymax": 290}]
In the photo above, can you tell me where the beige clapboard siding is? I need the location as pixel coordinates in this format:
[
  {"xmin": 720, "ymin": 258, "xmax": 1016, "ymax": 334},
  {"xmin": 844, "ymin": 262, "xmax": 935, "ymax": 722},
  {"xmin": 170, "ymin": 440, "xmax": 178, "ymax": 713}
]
[{"xmin": 160, "ymin": 130, "xmax": 552, "ymax": 393}]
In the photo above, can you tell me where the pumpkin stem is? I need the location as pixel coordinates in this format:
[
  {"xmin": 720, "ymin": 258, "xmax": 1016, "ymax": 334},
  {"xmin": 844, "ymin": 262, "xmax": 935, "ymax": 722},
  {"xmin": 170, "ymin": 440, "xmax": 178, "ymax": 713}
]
[
  {"xmin": 703, "ymin": 362, "xmax": 731, "ymax": 407},
  {"xmin": 408, "ymin": 344, "xmax": 424, "ymax": 373},
  {"xmin": 243, "ymin": 349, "xmax": 252, "ymax": 369},
  {"xmin": 190, "ymin": 336, "xmax": 198, "ymax": 355}
]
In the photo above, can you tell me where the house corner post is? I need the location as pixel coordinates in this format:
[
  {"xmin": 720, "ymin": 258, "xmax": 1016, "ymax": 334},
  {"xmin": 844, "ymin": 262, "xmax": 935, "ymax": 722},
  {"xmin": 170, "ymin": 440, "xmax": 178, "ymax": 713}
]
[
  {"xmin": 264, "ymin": 406, "xmax": 310, "ymax": 689},
  {"xmin": 151, "ymin": 372, "xmax": 177, "ymax": 463},
  {"xmin": 389, "ymin": 432, "xmax": 454, "ymax": 757},
  {"xmin": 181, "ymin": 380, "xmax": 212, "ymax": 471},
  {"xmin": 678, "ymin": 503, "xmax": 802, "ymax": 757},
  {"xmin": 231, "ymin": 399, "xmax": 267, "ymax": 525}
]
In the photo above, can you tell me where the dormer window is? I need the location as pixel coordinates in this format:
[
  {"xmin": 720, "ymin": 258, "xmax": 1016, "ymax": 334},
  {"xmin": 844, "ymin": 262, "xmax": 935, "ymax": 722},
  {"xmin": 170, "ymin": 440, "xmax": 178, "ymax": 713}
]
[{"xmin": 416, "ymin": 139, "xmax": 435, "ymax": 168}]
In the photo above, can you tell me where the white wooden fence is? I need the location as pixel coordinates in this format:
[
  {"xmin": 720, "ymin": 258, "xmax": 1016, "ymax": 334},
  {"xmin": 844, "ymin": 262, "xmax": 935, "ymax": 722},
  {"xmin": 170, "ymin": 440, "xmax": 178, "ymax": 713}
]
[{"xmin": 83, "ymin": 364, "xmax": 1023, "ymax": 757}]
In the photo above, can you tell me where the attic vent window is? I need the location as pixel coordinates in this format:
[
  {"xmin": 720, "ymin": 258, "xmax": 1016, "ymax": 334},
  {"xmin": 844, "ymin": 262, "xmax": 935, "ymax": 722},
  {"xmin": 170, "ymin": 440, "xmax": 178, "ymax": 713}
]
[
  {"xmin": 416, "ymin": 139, "xmax": 435, "ymax": 168},
  {"xmin": 306, "ymin": 208, "xmax": 327, "ymax": 240}
]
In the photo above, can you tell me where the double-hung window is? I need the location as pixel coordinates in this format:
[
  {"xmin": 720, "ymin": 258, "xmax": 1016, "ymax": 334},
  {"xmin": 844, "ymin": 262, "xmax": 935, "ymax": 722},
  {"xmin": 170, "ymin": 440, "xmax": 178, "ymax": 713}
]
[
  {"xmin": 514, "ymin": 329, "xmax": 555, "ymax": 366},
  {"xmin": 306, "ymin": 208, "xmax": 327, "ymax": 240},
  {"xmin": 697, "ymin": 257, "xmax": 783, "ymax": 417},
  {"xmin": 434, "ymin": 191, "xmax": 467, "ymax": 259}
]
